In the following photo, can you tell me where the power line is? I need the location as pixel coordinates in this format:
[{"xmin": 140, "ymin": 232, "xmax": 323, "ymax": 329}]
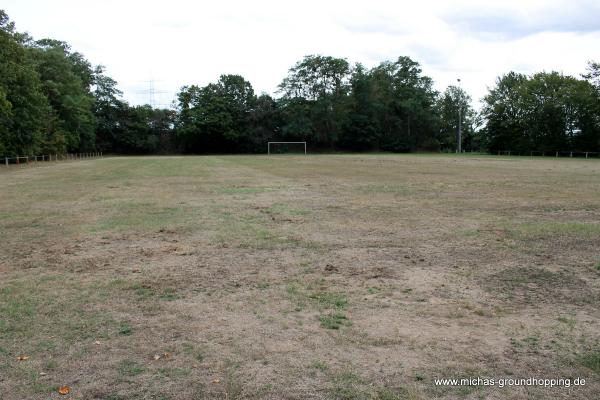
[{"xmin": 135, "ymin": 78, "xmax": 170, "ymax": 108}]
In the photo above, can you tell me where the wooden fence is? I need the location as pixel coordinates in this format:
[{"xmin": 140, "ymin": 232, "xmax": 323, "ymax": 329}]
[{"xmin": 2, "ymin": 152, "xmax": 103, "ymax": 167}]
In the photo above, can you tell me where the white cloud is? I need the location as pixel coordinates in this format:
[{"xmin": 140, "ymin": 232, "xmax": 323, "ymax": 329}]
[{"xmin": 3, "ymin": 0, "xmax": 598, "ymax": 108}]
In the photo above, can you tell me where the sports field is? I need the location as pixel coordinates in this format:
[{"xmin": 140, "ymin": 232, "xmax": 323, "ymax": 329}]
[{"xmin": 1, "ymin": 154, "xmax": 599, "ymax": 399}]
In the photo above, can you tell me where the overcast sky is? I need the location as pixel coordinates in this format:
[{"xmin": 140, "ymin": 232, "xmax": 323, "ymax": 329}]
[{"xmin": 3, "ymin": 0, "xmax": 599, "ymax": 108}]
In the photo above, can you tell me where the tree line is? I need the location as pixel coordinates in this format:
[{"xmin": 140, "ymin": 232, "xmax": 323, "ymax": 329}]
[
  {"xmin": 0, "ymin": 10, "xmax": 174, "ymax": 157},
  {"xmin": 483, "ymin": 68, "xmax": 600, "ymax": 153},
  {"xmin": 1, "ymin": 10, "xmax": 599, "ymax": 157},
  {"xmin": 169, "ymin": 55, "xmax": 479, "ymax": 154}
]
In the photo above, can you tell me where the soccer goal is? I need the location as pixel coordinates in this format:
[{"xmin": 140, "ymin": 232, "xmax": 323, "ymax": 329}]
[{"xmin": 267, "ymin": 142, "xmax": 307, "ymax": 155}]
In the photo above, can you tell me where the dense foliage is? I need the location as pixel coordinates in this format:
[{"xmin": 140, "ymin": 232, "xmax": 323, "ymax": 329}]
[
  {"xmin": 1, "ymin": 10, "xmax": 599, "ymax": 156},
  {"xmin": 482, "ymin": 70, "xmax": 600, "ymax": 153},
  {"xmin": 0, "ymin": 10, "xmax": 174, "ymax": 157}
]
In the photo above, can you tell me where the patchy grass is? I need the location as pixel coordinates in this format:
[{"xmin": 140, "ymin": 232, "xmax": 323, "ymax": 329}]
[
  {"xmin": 225, "ymin": 365, "xmax": 244, "ymax": 400},
  {"xmin": 320, "ymin": 313, "xmax": 352, "ymax": 330},
  {"xmin": 329, "ymin": 371, "xmax": 370, "ymax": 399},
  {"xmin": 327, "ymin": 370, "xmax": 411, "ymax": 400},
  {"xmin": 483, "ymin": 266, "xmax": 593, "ymax": 305},
  {"xmin": 257, "ymin": 281, "xmax": 270, "ymax": 290},
  {"xmin": 158, "ymin": 287, "xmax": 180, "ymax": 301},
  {"xmin": 92, "ymin": 204, "xmax": 190, "ymax": 233},
  {"xmin": 309, "ymin": 291, "xmax": 348, "ymax": 310},
  {"xmin": 581, "ymin": 351, "xmax": 600, "ymax": 373},
  {"xmin": 358, "ymin": 184, "xmax": 413, "ymax": 196},
  {"xmin": 1, "ymin": 155, "xmax": 600, "ymax": 399},
  {"xmin": 510, "ymin": 221, "xmax": 600, "ymax": 238},
  {"xmin": 263, "ymin": 202, "xmax": 311, "ymax": 216},
  {"xmin": 219, "ymin": 186, "xmax": 272, "ymax": 195},
  {"xmin": 182, "ymin": 342, "xmax": 204, "ymax": 362},
  {"xmin": 157, "ymin": 366, "xmax": 192, "ymax": 378},
  {"xmin": 311, "ymin": 360, "xmax": 329, "ymax": 371},
  {"xmin": 118, "ymin": 323, "xmax": 133, "ymax": 336},
  {"xmin": 117, "ymin": 360, "xmax": 145, "ymax": 377}
]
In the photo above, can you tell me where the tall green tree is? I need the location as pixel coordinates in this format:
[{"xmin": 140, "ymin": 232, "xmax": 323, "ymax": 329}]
[
  {"xmin": 0, "ymin": 85, "xmax": 11, "ymax": 156},
  {"xmin": 582, "ymin": 61, "xmax": 600, "ymax": 92},
  {"xmin": 371, "ymin": 56, "xmax": 439, "ymax": 152},
  {"xmin": 247, "ymin": 93, "xmax": 280, "ymax": 152},
  {"xmin": 278, "ymin": 55, "xmax": 351, "ymax": 147},
  {"xmin": 92, "ymin": 65, "xmax": 126, "ymax": 152},
  {"xmin": 0, "ymin": 10, "xmax": 48, "ymax": 156},
  {"xmin": 175, "ymin": 74, "xmax": 257, "ymax": 152},
  {"xmin": 339, "ymin": 63, "xmax": 379, "ymax": 150},
  {"xmin": 115, "ymin": 105, "xmax": 173, "ymax": 154},
  {"xmin": 436, "ymin": 85, "xmax": 477, "ymax": 151},
  {"xmin": 481, "ymin": 72, "xmax": 529, "ymax": 152},
  {"xmin": 28, "ymin": 39, "xmax": 96, "ymax": 152}
]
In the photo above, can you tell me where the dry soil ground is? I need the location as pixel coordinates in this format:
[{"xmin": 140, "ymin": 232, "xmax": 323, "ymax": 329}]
[{"xmin": 0, "ymin": 154, "xmax": 599, "ymax": 400}]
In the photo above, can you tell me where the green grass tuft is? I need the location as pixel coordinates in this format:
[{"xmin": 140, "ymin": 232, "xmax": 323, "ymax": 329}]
[
  {"xmin": 310, "ymin": 360, "xmax": 328, "ymax": 371},
  {"xmin": 310, "ymin": 292, "xmax": 348, "ymax": 310},
  {"xmin": 581, "ymin": 351, "xmax": 600, "ymax": 373},
  {"xmin": 118, "ymin": 323, "xmax": 133, "ymax": 336},
  {"xmin": 319, "ymin": 313, "xmax": 351, "ymax": 330},
  {"xmin": 118, "ymin": 360, "xmax": 145, "ymax": 377},
  {"xmin": 511, "ymin": 221, "xmax": 600, "ymax": 238}
]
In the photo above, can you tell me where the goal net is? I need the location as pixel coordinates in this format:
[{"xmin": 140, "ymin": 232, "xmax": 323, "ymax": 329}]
[{"xmin": 267, "ymin": 142, "xmax": 307, "ymax": 155}]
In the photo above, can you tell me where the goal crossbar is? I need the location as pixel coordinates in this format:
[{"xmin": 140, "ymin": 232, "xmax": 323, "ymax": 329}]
[{"xmin": 267, "ymin": 142, "xmax": 307, "ymax": 155}]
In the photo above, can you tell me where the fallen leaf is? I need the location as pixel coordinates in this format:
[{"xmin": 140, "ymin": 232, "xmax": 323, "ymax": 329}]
[
  {"xmin": 17, "ymin": 355, "xmax": 29, "ymax": 361},
  {"xmin": 58, "ymin": 386, "xmax": 70, "ymax": 395}
]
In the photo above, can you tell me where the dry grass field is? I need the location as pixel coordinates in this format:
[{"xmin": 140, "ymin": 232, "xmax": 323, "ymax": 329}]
[{"xmin": 1, "ymin": 154, "xmax": 599, "ymax": 399}]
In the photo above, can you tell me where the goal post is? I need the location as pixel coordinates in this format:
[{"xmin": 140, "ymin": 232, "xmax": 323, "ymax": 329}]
[{"xmin": 267, "ymin": 142, "xmax": 307, "ymax": 155}]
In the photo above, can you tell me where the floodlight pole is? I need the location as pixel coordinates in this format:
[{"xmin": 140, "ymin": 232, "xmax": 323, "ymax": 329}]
[{"xmin": 457, "ymin": 78, "xmax": 462, "ymax": 154}]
